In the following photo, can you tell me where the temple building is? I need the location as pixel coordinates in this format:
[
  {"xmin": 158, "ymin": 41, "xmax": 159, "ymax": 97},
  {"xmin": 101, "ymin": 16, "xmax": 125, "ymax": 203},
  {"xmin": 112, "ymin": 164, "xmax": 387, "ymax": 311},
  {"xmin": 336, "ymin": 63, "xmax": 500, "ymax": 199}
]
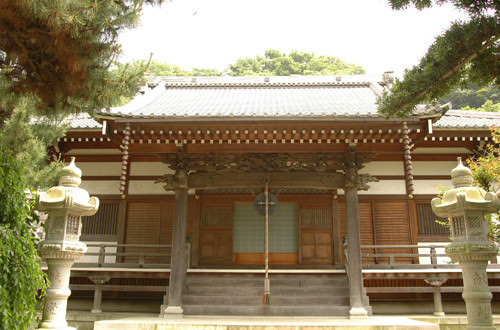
[{"xmin": 58, "ymin": 75, "xmax": 500, "ymax": 317}]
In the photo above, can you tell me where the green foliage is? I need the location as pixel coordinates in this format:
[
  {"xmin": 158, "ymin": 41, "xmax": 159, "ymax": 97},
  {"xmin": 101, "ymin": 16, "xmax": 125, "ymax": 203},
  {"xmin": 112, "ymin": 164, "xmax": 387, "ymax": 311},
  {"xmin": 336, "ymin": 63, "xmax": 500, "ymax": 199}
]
[
  {"xmin": 467, "ymin": 127, "xmax": 500, "ymax": 242},
  {"xmin": 440, "ymin": 84, "xmax": 500, "ymax": 110},
  {"xmin": 0, "ymin": 149, "xmax": 48, "ymax": 329},
  {"xmin": 228, "ymin": 49, "xmax": 365, "ymax": 76},
  {"xmin": 0, "ymin": 98, "xmax": 66, "ymax": 188},
  {"xmin": 462, "ymin": 100, "xmax": 500, "ymax": 113},
  {"xmin": 1, "ymin": 2, "xmax": 164, "ymax": 328},
  {"xmin": 467, "ymin": 127, "xmax": 500, "ymax": 192},
  {"xmin": 0, "ymin": 0, "xmax": 164, "ymax": 123},
  {"xmin": 378, "ymin": 1, "xmax": 500, "ymax": 117},
  {"xmin": 143, "ymin": 60, "xmax": 223, "ymax": 77}
]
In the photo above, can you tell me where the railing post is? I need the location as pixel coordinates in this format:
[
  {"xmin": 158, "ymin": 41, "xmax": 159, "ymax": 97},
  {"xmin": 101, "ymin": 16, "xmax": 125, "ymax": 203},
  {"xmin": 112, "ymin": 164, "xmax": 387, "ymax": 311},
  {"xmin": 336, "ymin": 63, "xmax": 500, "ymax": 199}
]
[
  {"xmin": 89, "ymin": 276, "xmax": 111, "ymax": 313},
  {"xmin": 430, "ymin": 247, "xmax": 438, "ymax": 266},
  {"xmin": 424, "ymin": 278, "xmax": 447, "ymax": 316},
  {"xmin": 185, "ymin": 238, "xmax": 191, "ymax": 272},
  {"xmin": 389, "ymin": 255, "xmax": 395, "ymax": 265},
  {"xmin": 98, "ymin": 245, "xmax": 106, "ymax": 267}
]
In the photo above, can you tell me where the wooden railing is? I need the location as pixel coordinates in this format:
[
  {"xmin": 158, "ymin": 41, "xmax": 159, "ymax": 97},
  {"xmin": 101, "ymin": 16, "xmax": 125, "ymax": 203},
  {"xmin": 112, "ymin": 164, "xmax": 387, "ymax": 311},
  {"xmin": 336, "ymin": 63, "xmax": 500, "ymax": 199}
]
[
  {"xmin": 360, "ymin": 244, "xmax": 451, "ymax": 268},
  {"xmin": 73, "ymin": 242, "xmax": 191, "ymax": 269}
]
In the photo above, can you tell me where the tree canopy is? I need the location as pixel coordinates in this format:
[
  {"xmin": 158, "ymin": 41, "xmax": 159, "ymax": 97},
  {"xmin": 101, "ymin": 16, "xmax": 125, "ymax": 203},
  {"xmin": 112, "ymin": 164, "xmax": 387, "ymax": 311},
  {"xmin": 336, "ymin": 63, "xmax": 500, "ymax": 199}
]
[
  {"xmin": 227, "ymin": 49, "xmax": 365, "ymax": 76},
  {"xmin": 439, "ymin": 84, "xmax": 500, "ymax": 112},
  {"xmin": 377, "ymin": 0, "xmax": 500, "ymax": 117},
  {"xmin": 0, "ymin": 0, "xmax": 163, "ymax": 124},
  {"xmin": 0, "ymin": 1, "xmax": 163, "ymax": 328}
]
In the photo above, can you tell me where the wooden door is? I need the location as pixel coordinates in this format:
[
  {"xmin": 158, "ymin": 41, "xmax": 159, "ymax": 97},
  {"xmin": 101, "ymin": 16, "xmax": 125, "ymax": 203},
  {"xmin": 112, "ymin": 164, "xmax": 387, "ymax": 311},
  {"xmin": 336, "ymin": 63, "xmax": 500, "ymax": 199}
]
[
  {"xmin": 123, "ymin": 200, "xmax": 174, "ymax": 264},
  {"xmin": 373, "ymin": 200, "xmax": 412, "ymax": 264},
  {"xmin": 199, "ymin": 206, "xmax": 233, "ymax": 265},
  {"xmin": 299, "ymin": 207, "xmax": 334, "ymax": 264},
  {"xmin": 124, "ymin": 201, "xmax": 161, "ymax": 263}
]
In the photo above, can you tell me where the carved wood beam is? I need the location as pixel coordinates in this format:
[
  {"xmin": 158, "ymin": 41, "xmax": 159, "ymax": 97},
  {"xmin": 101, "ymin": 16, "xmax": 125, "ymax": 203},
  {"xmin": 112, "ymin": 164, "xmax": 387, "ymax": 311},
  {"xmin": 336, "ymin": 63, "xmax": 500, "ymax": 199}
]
[{"xmin": 158, "ymin": 171, "xmax": 345, "ymax": 191}]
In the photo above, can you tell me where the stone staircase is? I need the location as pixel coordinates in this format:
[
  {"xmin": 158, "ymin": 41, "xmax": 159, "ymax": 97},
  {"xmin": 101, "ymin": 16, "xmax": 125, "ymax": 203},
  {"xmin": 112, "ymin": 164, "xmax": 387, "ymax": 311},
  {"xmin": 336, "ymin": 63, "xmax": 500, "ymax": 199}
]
[{"xmin": 182, "ymin": 272, "xmax": 370, "ymax": 316}]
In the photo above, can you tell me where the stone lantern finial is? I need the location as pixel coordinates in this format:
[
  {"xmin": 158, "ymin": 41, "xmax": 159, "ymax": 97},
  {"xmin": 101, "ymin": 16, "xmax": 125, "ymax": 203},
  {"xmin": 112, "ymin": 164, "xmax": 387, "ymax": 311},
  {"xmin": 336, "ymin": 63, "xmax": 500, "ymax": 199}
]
[
  {"xmin": 59, "ymin": 157, "xmax": 82, "ymax": 187},
  {"xmin": 451, "ymin": 157, "xmax": 474, "ymax": 188}
]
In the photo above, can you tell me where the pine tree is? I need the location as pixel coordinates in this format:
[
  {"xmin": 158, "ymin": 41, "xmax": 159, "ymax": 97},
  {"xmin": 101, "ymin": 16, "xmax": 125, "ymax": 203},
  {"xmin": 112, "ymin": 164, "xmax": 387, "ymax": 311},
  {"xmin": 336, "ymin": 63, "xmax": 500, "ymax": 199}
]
[
  {"xmin": 0, "ymin": 0, "xmax": 163, "ymax": 124},
  {"xmin": 378, "ymin": 1, "xmax": 500, "ymax": 117},
  {"xmin": 0, "ymin": 1, "xmax": 163, "ymax": 327}
]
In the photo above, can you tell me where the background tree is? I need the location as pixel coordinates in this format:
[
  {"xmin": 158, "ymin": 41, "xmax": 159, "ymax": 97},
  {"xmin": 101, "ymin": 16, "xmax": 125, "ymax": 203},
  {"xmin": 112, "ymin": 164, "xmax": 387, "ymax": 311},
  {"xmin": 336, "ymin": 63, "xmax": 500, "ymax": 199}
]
[
  {"xmin": 144, "ymin": 61, "xmax": 223, "ymax": 77},
  {"xmin": 228, "ymin": 49, "xmax": 365, "ymax": 76},
  {"xmin": 377, "ymin": 0, "xmax": 500, "ymax": 117},
  {"xmin": 440, "ymin": 84, "xmax": 500, "ymax": 112}
]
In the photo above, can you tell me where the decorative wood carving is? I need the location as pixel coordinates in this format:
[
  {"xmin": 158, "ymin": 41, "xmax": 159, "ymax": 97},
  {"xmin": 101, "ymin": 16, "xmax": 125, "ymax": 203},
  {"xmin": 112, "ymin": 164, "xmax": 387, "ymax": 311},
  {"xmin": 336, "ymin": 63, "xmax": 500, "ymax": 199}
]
[
  {"xmin": 402, "ymin": 121, "xmax": 415, "ymax": 196},
  {"xmin": 119, "ymin": 123, "xmax": 131, "ymax": 197},
  {"xmin": 157, "ymin": 151, "xmax": 376, "ymax": 191},
  {"xmin": 158, "ymin": 171, "xmax": 345, "ymax": 191},
  {"xmin": 343, "ymin": 148, "xmax": 378, "ymax": 191},
  {"xmin": 160, "ymin": 152, "xmax": 374, "ymax": 173}
]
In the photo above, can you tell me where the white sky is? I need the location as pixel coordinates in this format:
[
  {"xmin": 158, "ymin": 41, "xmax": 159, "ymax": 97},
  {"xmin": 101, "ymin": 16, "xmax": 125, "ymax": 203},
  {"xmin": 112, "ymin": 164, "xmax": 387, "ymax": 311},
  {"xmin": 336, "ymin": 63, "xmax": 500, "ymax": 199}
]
[{"xmin": 118, "ymin": 0, "xmax": 467, "ymax": 77}]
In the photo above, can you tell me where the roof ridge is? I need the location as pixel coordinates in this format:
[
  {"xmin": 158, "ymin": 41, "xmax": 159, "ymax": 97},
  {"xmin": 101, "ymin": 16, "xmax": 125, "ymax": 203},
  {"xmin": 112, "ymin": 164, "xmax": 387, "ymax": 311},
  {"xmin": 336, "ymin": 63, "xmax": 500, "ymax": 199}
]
[
  {"xmin": 163, "ymin": 81, "xmax": 372, "ymax": 88},
  {"xmin": 447, "ymin": 109, "xmax": 500, "ymax": 117}
]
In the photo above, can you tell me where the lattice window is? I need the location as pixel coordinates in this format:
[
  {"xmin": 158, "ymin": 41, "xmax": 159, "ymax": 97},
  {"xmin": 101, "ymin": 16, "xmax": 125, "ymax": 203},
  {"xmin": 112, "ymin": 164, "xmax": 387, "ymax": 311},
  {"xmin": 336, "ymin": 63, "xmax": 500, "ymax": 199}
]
[
  {"xmin": 451, "ymin": 216, "xmax": 465, "ymax": 238},
  {"xmin": 300, "ymin": 208, "xmax": 332, "ymax": 227},
  {"xmin": 66, "ymin": 216, "xmax": 79, "ymax": 240},
  {"xmin": 201, "ymin": 208, "xmax": 233, "ymax": 227},
  {"xmin": 81, "ymin": 201, "xmax": 119, "ymax": 241},
  {"xmin": 416, "ymin": 202, "xmax": 449, "ymax": 238}
]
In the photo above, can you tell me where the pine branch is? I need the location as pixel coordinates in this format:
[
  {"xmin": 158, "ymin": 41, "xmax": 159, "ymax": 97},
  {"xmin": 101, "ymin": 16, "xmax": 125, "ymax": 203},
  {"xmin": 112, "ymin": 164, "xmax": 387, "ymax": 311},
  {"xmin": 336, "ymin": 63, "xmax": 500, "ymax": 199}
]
[{"xmin": 385, "ymin": 34, "xmax": 500, "ymax": 117}]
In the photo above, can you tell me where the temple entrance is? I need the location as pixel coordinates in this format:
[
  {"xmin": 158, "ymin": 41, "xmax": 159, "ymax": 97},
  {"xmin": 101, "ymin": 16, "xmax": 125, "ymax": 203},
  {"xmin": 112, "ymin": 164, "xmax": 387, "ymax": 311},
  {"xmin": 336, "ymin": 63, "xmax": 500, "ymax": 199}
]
[{"xmin": 233, "ymin": 202, "xmax": 299, "ymax": 265}]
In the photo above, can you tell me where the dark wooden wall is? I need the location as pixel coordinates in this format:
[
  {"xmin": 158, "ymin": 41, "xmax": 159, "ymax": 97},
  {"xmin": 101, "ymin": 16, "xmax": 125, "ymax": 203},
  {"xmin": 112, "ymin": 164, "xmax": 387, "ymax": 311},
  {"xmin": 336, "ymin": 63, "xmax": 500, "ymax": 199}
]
[{"xmin": 113, "ymin": 194, "xmax": 418, "ymax": 267}]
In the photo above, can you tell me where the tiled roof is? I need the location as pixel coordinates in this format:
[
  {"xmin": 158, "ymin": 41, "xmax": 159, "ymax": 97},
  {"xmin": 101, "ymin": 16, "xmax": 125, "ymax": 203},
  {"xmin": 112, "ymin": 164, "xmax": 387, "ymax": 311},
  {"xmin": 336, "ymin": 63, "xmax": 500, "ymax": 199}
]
[
  {"xmin": 64, "ymin": 113, "xmax": 101, "ymax": 129},
  {"xmin": 100, "ymin": 76, "xmax": 387, "ymax": 120},
  {"xmin": 434, "ymin": 110, "xmax": 500, "ymax": 129}
]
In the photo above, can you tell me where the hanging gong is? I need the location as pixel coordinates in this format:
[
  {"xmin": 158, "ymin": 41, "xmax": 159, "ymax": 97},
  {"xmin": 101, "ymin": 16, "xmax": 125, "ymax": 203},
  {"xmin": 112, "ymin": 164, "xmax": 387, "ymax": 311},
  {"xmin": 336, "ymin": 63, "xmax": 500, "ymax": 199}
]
[{"xmin": 253, "ymin": 192, "xmax": 279, "ymax": 216}]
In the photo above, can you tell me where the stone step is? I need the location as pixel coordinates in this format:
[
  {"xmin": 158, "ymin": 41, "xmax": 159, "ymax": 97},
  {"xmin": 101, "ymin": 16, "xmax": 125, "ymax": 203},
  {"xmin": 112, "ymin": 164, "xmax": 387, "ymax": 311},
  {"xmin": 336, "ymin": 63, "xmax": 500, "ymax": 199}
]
[
  {"xmin": 181, "ymin": 273, "xmax": 362, "ymax": 317},
  {"xmin": 185, "ymin": 285, "xmax": 349, "ymax": 296},
  {"xmin": 185, "ymin": 276, "xmax": 347, "ymax": 287},
  {"xmin": 182, "ymin": 304, "xmax": 351, "ymax": 316},
  {"xmin": 182, "ymin": 294, "xmax": 349, "ymax": 306}
]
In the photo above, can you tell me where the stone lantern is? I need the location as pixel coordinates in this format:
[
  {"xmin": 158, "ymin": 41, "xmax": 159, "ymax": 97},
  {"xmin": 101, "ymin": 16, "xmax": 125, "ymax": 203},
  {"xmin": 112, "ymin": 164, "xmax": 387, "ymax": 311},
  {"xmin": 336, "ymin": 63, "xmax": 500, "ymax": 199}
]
[
  {"xmin": 37, "ymin": 157, "xmax": 99, "ymax": 330},
  {"xmin": 431, "ymin": 158, "xmax": 499, "ymax": 329}
]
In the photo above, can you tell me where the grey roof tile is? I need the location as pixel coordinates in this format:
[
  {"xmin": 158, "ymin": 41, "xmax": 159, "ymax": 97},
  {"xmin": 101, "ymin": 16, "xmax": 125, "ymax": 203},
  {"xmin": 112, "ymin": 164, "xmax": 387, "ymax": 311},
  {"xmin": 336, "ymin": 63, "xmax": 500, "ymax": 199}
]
[
  {"xmin": 435, "ymin": 110, "xmax": 500, "ymax": 129},
  {"xmin": 102, "ymin": 76, "xmax": 384, "ymax": 120},
  {"xmin": 64, "ymin": 113, "xmax": 101, "ymax": 129}
]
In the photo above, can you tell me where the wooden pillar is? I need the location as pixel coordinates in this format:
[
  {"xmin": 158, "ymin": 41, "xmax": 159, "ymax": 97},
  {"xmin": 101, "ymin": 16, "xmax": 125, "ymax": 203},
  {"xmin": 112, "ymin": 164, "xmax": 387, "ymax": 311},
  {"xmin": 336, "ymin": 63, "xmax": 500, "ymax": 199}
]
[
  {"xmin": 344, "ymin": 150, "xmax": 369, "ymax": 318},
  {"xmin": 161, "ymin": 168, "xmax": 188, "ymax": 317},
  {"xmin": 332, "ymin": 193, "xmax": 343, "ymax": 265}
]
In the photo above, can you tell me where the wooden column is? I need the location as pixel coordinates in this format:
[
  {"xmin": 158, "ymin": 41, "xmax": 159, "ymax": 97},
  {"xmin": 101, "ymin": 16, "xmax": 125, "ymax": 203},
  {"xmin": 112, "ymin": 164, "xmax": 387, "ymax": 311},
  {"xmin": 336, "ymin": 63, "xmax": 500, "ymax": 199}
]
[
  {"xmin": 344, "ymin": 150, "xmax": 368, "ymax": 318},
  {"xmin": 161, "ymin": 168, "xmax": 188, "ymax": 317},
  {"xmin": 332, "ymin": 193, "xmax": 343, "ymax": 265}
]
